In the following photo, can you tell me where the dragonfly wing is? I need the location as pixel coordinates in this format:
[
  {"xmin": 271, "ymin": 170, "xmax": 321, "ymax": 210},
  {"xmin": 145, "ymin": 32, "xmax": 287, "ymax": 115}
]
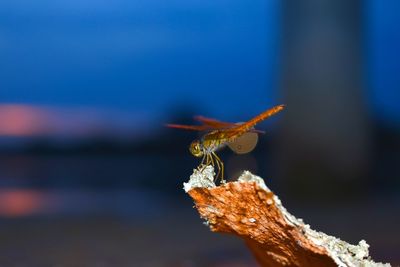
[
  {"xmin": 251, "ymin": 129, "xmax": 265, "ymax": 134},
  {"xmin": 194, "ymin": 116, "xmax": 265, "ymax": 133},
  {"xmin": 227, "ymin": 131, "xmax": 259, "ymax": 154},
  {"xmin": 166, "ymin": 116, "xmax": 235, "ymax": 132},
  {"xmin": 166, "ymin": 105, "xmax": 281, "ymax": 135},
  {"xmin": 165, "ymin": 124, "xmax": 209, "ymax": 131},
  {"xmin": 193, "ymin": 116, "xmax": 235, "ymax": 128},
  {"xmin": 213, "ymin": 104, "xmax": 285, "ymax": 140}
]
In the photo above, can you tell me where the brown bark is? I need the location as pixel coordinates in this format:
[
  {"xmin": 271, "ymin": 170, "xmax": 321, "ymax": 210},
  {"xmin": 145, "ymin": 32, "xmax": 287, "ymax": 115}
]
[{"xmin": 185, "ymin": 166, "xmax": 390, "ymax": 267}]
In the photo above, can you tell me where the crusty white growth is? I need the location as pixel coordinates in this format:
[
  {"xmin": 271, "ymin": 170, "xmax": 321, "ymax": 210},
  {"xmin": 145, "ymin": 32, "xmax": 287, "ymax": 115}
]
[
  {"xmin": 272, "ymin": 193, "xmax": 390, "ymax": 267},
  {"xmin": 185, "ymin": 166, "xmax": 391, "ymax": 267},
  {"xmin": 183, "ymin": 165, "xmax": 216, "ymax": 192},
  {"xmin": 238, "ymin": 170, "xmax": 269, "ymax": 192}
]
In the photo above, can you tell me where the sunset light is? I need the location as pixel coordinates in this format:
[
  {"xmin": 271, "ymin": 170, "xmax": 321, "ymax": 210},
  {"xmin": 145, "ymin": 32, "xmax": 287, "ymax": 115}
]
[
  {"xmin": 0, "ymin": 104, "xmax": 148, "ymax": 138},
  {"xmin": 0, "ymin": 189, "xmax": 44, "ymax": 217},
  {"xmin": 0, "ymin": 105, "xmax": 51, "ymax": 136}
]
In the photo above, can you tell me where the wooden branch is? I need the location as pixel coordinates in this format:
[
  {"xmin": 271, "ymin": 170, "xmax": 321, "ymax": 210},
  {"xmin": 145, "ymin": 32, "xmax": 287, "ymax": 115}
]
[{"xmin": 184, "ymin": 166, "xmax": 391, "ymax": 267}]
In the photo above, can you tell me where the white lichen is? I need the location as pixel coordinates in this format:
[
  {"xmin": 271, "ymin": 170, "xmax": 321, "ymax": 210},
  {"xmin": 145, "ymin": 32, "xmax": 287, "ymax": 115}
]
[
  {"xmin": 238, "ymin": 170, "xmax": 270, "ymax": 192},
  {"xmin": 238, "ymin": 171, "xmax": 391, "ymax": 267},
  {"xmin": 183, "ymin": 165, "xmax": 216, "ymax": 192}
]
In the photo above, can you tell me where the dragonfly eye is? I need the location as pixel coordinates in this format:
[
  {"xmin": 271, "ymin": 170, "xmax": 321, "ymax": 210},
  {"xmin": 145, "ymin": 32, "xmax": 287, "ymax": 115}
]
[{"xmin": 189, "ymin": 140, "xmax": 203, "ymax": 157}]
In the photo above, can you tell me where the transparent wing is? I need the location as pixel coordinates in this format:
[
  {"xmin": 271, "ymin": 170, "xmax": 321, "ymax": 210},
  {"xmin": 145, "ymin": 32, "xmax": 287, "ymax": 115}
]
[
  {"xmin": 165, "ymin": 105, "xmax": 283, "ymax": 134},
  {"xmin": 194, "ymin": 116, "xmax": 265, "ymax": 134},
  {"xmin": 193, "ymin": 116, "xmax": 235, "ymax": 128},
  {"xmin": 165, "ymin": 124, "xmax": 210, "ymax": 131},
  {"xmin": 224, "ymin": 104, "xmax": 284, "ymax": 139},
  {"xmin": 204, "ymin": 104, "xmax": 284, "ymax": 141}
]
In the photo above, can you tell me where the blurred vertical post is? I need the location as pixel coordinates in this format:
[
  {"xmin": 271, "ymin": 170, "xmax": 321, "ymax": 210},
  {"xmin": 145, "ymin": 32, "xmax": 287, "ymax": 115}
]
[{"xmin": 276, "ymin": 0, "xmax": 371, "ymax": 198}]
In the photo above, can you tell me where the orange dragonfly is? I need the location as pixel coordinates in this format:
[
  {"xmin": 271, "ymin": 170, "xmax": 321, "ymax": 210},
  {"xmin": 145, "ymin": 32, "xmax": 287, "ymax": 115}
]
[{"xmin": 166, "ymin": 104, "xmax": 285, "ymax": 183}]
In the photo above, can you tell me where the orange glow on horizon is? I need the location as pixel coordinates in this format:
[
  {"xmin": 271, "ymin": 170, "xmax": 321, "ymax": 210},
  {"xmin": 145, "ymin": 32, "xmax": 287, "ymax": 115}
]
[
  {"xmin": 0, "ymin": 103, "xmax": 147, "ymax": 138},
  {"xmin": 0, "ymin": 189, "xmax": 44, "ymax": 217},
  {"xmin": 0, "ymin": 104, "xmax": 51, "ymax": 136}
]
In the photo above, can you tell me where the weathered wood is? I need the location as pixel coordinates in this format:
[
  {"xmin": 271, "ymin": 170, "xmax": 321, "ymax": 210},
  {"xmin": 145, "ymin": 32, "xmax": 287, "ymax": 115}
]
[{"xmin": 185, "ymin": 166, "xmax": 390, "ymax": 267}]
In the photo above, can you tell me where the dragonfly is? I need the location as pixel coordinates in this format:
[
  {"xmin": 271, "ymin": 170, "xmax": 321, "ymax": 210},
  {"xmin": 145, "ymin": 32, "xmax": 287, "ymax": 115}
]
[{"xmin": 166, "ymin": 104, "xmax": 285, "ymax": 183}]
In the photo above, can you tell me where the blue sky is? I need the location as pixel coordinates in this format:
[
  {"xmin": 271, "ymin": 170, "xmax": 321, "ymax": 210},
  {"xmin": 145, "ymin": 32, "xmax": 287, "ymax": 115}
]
[
  {"xmin": 0, "ymin": 0, "xmax": 398, "ymax": 132},
  {"xmin": 0, "ymin": 0, "xmax": 280, "ymax": 123},
  {"xmin": 367, "ymin": 0, "xmax": 400, "ymax": 123}
]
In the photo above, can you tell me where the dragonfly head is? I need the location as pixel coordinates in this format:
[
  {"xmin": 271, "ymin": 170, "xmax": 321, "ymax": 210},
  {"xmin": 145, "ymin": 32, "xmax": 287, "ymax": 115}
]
[{"xmin": 189, "ymin": 140, "xmax": 203, "ymax": 157}]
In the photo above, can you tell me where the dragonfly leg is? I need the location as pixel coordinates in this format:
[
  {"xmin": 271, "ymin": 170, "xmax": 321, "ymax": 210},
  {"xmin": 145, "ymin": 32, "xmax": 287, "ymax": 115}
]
[
  {"xmin": 198, "ymin": 153, "xmax": 209, "ymax": 172},
  {"xmin": 209, "ymin": 153, "xmax": 215, "ymax": 167},
  {"xmin": 213, "ymin": 153, "xmax": 221, "ymax": 181},
  {"xmin": 205, "ymin": 153, "xmax": 211, "ymax": 165},
  {"xmin": 205, "ymin": 153, "xmax": 220, "ymax": 179},
  {"xmin": 208, "ymin": 153, "xmax": 216, "ymax": 178},
  {"xmin": 199, "ymin": 153, "xmax": 211, "ymax": 171},
  {"xmin": 212, "ymin": 152, "xmax": 225, "ymax": 184},
  {"xmin": 198, "ymin": 153, "xmax": 219, "ymax": 180},
  {"xmin": 199, "ymin": 154, "xmax": 206, "ymax": 167}
]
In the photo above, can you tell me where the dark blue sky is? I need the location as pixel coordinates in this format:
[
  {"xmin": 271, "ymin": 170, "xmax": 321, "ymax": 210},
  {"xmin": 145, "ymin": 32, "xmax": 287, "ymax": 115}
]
[
  {"xmin": 0, "ymin": 0, "xmax": 399, "ymax": 125},
  {"xmin": 0, "ymin": 0, "xmax": 280, "ymax": 122},
  {"xmin": 367, "ymin": 0, "xmax": 400, "ymax": 123}
]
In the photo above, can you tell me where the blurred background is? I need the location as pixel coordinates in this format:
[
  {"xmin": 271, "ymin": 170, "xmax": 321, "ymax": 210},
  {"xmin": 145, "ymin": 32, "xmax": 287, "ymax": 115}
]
[{"xmin": 0, "ymin": 0, "xmax": 399, "ymax": 266}]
